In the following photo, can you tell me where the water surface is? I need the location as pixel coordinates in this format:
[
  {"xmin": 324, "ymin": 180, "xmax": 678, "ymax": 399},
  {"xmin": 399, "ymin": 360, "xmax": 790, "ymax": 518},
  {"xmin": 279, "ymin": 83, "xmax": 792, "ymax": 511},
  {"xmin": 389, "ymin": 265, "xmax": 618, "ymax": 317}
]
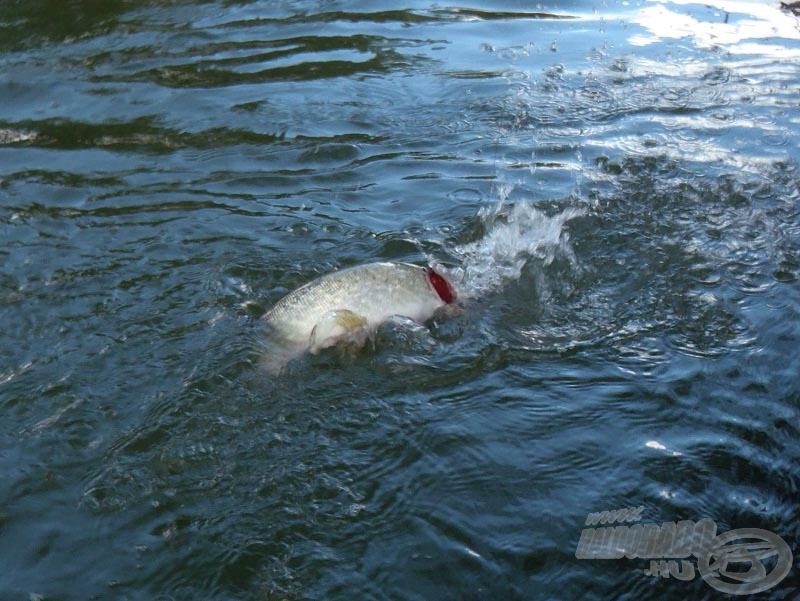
[{"xmin": 1, "ymin": 1, "xmax": 799, "ymax": 599}]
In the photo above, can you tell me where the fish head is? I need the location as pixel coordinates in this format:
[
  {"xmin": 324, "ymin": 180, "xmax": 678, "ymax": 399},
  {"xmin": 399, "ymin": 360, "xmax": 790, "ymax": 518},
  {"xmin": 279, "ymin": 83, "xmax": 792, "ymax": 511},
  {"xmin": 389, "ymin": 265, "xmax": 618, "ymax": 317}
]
[{"xmin": 424, "ymin": 265, "xmax": 457, "ymax": 304}]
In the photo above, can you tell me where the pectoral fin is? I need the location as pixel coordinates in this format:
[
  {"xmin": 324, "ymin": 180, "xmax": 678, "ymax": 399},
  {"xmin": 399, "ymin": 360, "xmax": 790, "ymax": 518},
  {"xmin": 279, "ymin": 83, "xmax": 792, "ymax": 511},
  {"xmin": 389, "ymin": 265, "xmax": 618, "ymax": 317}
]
[{"xmin": 309, "ymin": 309, "xmax": 369, "ymax": 354}]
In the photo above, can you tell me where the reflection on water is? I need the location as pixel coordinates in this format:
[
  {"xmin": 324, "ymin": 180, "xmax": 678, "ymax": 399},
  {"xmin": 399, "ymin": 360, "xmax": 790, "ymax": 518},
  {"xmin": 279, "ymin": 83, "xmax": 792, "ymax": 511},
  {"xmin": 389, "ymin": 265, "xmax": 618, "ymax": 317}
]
[
  {"xmin": 630, "ymin": 0, "xmax": 800, "ymax": 55},
  {"xmin": 1, "ymin": 1, "xmax": 799, "ymax": 600}
]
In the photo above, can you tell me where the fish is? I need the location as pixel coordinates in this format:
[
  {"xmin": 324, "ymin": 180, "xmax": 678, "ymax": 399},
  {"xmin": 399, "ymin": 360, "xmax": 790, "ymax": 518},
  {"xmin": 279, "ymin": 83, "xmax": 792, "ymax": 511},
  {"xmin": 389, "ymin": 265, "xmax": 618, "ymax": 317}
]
[{"xmin": 261, "ymin": 261, "xmax": 458, "ymax": 373}]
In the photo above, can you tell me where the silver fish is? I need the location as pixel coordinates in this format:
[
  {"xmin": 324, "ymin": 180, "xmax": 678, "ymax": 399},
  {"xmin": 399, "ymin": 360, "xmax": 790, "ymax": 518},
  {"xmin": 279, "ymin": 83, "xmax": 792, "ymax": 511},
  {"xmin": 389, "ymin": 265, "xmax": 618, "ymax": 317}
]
[{"xmin": 261, "ymin": 261, "xmax": 457, "ymax": 373}]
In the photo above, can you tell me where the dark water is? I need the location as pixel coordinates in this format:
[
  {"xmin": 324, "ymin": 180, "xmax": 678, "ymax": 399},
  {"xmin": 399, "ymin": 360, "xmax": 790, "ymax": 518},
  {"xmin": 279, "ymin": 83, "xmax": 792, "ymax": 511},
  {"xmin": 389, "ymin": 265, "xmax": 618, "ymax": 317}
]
[{"xmin": 2, "ymin": 1, "xmax": 799, "ymax": 599}]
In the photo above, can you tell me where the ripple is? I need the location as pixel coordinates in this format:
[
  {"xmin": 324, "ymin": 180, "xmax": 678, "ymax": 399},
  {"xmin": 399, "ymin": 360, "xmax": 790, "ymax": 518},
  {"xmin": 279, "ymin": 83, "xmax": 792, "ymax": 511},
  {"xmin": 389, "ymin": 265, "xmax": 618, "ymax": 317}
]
[
  {"xmin": 0, "ymin": 116, "xmax": 288, "ymax": 152},
  {"xmin": 89, "ymin": 31, "xmax": 438, "ymax": 88}
]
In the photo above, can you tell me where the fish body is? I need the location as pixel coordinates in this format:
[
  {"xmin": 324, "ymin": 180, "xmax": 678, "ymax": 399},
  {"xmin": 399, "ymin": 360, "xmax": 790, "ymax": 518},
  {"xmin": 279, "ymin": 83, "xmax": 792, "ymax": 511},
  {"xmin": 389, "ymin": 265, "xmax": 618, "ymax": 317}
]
[{"xmin": 262, "ymin": 262, "xmax": 456, "ymax": 372}]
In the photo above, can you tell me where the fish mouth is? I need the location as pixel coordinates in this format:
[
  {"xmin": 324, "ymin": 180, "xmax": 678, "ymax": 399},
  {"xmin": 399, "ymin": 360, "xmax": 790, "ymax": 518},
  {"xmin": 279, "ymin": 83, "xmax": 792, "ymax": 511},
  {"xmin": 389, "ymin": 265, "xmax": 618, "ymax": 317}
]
[{"xmin": 425, "ymin": 266, "xmax": 457, "ymax": 304}]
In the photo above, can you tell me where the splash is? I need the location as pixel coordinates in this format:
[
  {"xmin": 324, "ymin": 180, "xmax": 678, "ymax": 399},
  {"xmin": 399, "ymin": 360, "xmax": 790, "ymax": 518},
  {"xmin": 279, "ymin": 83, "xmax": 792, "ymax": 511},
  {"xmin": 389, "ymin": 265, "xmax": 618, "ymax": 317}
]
[{"xmin": 449, "ymin": 196, "xmax": 584, "ymax": 298}]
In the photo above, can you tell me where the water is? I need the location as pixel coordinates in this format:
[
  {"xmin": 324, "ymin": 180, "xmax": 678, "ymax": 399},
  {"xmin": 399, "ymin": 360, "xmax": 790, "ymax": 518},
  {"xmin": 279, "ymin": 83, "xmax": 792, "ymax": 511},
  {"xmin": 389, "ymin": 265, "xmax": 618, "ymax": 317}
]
[{"xmin": 1, "ymin": 1, "xmax": 799, "ymax": 599}]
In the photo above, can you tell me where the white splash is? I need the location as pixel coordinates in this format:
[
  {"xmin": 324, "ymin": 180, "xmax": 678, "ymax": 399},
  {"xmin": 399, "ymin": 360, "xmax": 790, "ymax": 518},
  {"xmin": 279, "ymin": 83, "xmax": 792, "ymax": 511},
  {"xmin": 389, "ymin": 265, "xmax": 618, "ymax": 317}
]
[{"xmin": 450, "ymin": 198, "xmax": 584, "ymax": 298}]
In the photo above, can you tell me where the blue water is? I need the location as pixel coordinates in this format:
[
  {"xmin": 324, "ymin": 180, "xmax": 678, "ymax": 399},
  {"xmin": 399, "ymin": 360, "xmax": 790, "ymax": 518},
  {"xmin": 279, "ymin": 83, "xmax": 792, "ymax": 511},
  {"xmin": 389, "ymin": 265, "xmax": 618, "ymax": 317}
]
[{"xmin": 1, "ymin": 1, "xmax": 799, "ymax": 599}]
